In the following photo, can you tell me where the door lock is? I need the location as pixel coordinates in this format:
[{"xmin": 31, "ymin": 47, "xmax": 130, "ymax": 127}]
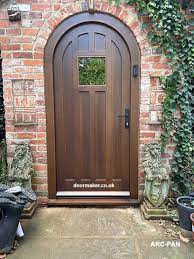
[{"xmin": 117, "ymin": 108, "xmax": 130, "ymax": 128}]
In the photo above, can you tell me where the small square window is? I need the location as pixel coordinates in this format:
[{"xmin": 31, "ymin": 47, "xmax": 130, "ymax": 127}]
[{"xmin": 78, "ymin": 57, "xmax": 106, "ymax": 86}]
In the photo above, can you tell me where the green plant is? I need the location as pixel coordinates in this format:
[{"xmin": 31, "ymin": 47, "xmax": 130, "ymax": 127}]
[
  {"xmin": 0, "ymin": 140, "xmax": 7, "ymax": 183},
  {"xmin": 110, "ymin": 0, "xmax": 194, "ymax": 195},
  {"xmin": 0, "ymin": 55, "xmax": 7, "ymax": 182},
  {"xmin": 0, "ymin": 57, "xmax": 5, "ymax": 142},
  {"xmin": 79, "ymin": 57, "xmax": 106, "ymax": 85}
]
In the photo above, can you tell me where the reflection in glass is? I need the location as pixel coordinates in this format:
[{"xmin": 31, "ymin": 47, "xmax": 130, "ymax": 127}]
[{"xmin": 79, "ymin": 57, "xmax": 105, "ymax": 85}]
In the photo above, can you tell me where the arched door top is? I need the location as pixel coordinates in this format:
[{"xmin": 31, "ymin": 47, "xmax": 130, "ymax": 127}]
[{"xmin": 45, "ymin": 12, "xmax": 140, "ymax": 65}]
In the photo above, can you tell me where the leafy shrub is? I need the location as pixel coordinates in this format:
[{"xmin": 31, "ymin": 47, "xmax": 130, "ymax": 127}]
[{"xmin": 0, "ymin": 140, "xmax": 7, "ymax": 183}]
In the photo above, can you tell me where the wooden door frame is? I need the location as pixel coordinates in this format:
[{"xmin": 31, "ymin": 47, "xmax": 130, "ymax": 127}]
[{"xmin": 44, "ymin": 12, "xmax": 140, "ymax": 202}]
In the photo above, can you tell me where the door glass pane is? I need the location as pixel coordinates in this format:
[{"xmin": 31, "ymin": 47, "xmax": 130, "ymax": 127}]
[{"xmin": 78, "ymin": 57, "xmax": 105, "ymax": 85}]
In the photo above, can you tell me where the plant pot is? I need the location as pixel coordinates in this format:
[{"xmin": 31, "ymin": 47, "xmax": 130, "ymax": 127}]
[
  {"xmin": 190, "ymin": 213, "xmax": 194, "ymax": 240},
  {"xmin": 0, "ymin": 202, "xmax": 24, "ymax": 254},
  {"xmin": 176, "ymin": 196, "xmax": 194, "ymax": 231}
]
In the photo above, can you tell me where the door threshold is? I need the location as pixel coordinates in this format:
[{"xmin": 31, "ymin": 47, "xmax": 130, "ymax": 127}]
[
  {"xmin": 56, "ymin": 191, "xmax": 130, "ymax": 197},
  {"xmin": 47, "ymin": 198, "xmax": 140, "ymax": 206}
]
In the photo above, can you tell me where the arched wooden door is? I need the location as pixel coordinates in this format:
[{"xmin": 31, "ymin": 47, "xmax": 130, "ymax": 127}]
[{"xmin": 45, "ymin": 13, "xmax": 140, "ymax": 205}]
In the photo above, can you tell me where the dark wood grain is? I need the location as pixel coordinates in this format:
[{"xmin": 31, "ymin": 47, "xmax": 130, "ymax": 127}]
[{"xmin": 44, "ymin": 13, "xmax": 140, "ymax": 202}]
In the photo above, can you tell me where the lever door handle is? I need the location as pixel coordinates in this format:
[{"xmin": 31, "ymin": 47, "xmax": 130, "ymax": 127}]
[{"xmin": 117, "ymin": 108, "xmax": 129, "ymax": 128}]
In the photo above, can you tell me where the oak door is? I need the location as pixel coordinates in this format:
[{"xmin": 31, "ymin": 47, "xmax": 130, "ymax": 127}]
[{"xmin": 54, "ymin": 23, "xmax": 131, "ymax": 196}]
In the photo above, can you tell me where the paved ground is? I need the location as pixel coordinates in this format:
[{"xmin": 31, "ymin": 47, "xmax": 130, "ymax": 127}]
[{"xmin": 9, "ymin": 207, "xmax": 194, "ymax": 259}]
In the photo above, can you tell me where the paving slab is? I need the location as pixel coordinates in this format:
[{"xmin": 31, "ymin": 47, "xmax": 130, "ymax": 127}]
[{"xmin": 8, "ymin": 207, "xmax": 194, "ymax": 259}]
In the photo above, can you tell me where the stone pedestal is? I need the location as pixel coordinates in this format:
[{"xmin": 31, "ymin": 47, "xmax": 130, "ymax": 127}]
[
  {"xmin": 21, "ymin": 201, "xmax": 37, "ymax": 219},
  {"xmin": 141, "ymin": 199, "xmax": 170, "ymax": 220}
]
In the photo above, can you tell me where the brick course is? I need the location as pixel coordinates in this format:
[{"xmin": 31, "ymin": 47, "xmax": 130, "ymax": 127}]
[{"xmin": 0, "ymin": 0, "xmax": 174, "ymax": 204}]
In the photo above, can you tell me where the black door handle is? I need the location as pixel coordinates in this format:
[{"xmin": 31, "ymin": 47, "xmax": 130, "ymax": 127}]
[{"xmin": 117, "ymin": 108, "xmax": 129, "ymax": 128}]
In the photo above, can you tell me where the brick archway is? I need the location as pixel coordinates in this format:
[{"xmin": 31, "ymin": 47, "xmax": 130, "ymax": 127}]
[{"xmin": 34, "ymin": 1, "xmax": 147, "ymax": 54}]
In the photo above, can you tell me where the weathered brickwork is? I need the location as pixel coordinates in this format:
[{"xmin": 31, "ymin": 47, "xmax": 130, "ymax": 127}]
[{"xmin": 0, "ymin": 0, "xmax": 174, "ymax": 203}]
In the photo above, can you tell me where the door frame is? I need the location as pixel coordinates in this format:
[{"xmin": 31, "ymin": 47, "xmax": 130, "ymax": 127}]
[{"xmin": 44, "ymin": 12, "xmax": 140, "ymax": 201}]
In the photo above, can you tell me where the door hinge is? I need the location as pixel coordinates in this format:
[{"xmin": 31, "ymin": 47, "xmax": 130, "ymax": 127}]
[{"xmin": 133, "ymin": 65, "xmax": 139, "ymax": 77}]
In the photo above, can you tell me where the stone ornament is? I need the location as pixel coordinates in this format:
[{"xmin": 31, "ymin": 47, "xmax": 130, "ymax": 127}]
[
  {"xmin": 143, "ymin": 142, "xmax": 170, "ymax": 207},
  {"xmin": 8, "ymin": 143, "xmax": 34, "ymax": 189},
  {"xmin": 7, "ymin": 2, "xmax": 21, "ymax": 22}
]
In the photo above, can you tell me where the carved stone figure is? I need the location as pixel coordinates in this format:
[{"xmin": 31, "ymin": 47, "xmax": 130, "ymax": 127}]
[
  {"xmin": 7, "ymin": 2, "xmax": 21, "ymax": 22},
  {"xmin": 143, "ymin": 142, "xmax": 170, "ymax": 207},
  {"xmin": 8, "ymin": 143, "xmax": 34, "ymax": 189}
]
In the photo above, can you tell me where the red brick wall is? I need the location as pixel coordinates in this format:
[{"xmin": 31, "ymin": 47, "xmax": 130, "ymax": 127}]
[{"xmin": 0, "ymin": 0, "xmax": 173, "ymax": 203}]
